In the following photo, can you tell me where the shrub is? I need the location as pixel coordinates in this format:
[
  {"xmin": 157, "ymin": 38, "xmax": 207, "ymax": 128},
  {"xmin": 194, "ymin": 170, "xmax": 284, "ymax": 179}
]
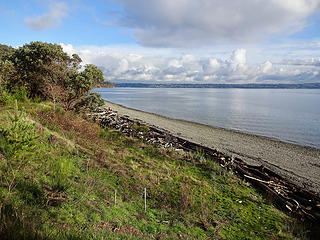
[
  {"xmin": 0, "ymin": 88, "xmax": 14, "ymax": 105},
  {"xmin": 0, "ymin": 100, "xmax": 38, "ymax": 157},
  {"xmin": 11, "ymin": 86, "xmax": 28, "ymax": 102},
  {"xmin": 74, "ymin": 92, "xmax": 105, "ymax": 112},
  {"xmin": 0, "ymin": 86, "xmax": 28, "ymax": 105},
  {"xmin": 51, "ymin": 157, "xmax": 74, "ymax": 191},
  {"xmin": 132, "ymin": 122, "xmax": 150, "ymax": 133},
  {"xmin": 0, "ymin": 100, "xmax": 39, "ymax": 194}
]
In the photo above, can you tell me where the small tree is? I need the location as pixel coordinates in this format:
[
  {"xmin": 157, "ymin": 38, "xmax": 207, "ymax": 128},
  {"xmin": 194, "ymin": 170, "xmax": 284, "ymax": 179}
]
[
  {"xmin": 0, "ymin": 100, "xmax": 39, "ymax": 193},
  {"xmin": 74, "ymin": 92, "xmax": 105, "ymax": 112},
  {"xmin": 7, "ymin": 41, "xmax": 104, "ymax": 110},
  {"xmin": 45, "ymin": 83, "xmax": 68, "ymax": 111},
  {"xmin": 63, "ymin": 64, "xmax": 104, "ymax": 110}
]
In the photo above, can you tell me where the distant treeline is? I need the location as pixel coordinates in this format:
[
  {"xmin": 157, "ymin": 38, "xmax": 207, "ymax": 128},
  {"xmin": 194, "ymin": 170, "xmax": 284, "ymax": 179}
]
[
  {"xmin": 114, "ymin": 83, "xmax": 320, "ymax": 89},
  {"xmin": 96, "ymin": 81, "xmax": 115, "ymax": 88}
]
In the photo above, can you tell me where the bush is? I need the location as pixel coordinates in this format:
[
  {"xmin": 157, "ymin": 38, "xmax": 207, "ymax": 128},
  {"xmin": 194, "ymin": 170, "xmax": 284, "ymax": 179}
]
[
  {"xmin": 51, "ymin": 157, "xmax": 74, "ymax": 191},
  {"xmin": 0, "ymin": 100, "xmax": 38, "ymax": 157},
  {"xmin": 12, "ymin": 86, "xmax": 28, "ymax": 102},
  {"xmin": 0, "ymin": 86, "xmax": 28, "ymax": 105},
  {"xmin": 0, "ymin": 88, "xmax": 14, "ymax": 105},
  {"xmin": 0, "ymin": 100, "xmax": 39, "ymax": 195},
  {"xmin": 74, "ymin": 92, "xmax": 105, "ymax": 112}
]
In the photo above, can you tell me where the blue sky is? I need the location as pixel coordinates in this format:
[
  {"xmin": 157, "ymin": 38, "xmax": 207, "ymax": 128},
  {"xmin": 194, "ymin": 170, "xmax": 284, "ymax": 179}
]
[
  {"xmin": 1, "ymin": 0, "xmax": 320, "ymax": 83},
  {"xmin": 0, "ymin": 0, "xmax": 134, "ymax": 46}
]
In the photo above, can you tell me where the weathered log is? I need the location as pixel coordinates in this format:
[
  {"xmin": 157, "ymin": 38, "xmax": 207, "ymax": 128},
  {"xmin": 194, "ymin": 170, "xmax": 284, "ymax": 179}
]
[{"xmin": 88, "ymin": 107, "xmax": 320, "ymax": 221}]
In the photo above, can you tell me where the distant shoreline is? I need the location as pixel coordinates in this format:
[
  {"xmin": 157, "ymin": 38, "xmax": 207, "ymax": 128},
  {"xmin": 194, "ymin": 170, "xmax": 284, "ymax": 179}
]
[
  {"xmin": 113, "ymin": 82, "xmax": 320, "ymax": 89},
  {"xmin": 103, "ymin": 99, "xmax": 320, "ymax": 194}
]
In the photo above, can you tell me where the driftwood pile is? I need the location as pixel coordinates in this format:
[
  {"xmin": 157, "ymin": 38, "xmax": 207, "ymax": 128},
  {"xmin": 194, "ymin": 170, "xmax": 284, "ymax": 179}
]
[
  {"xmin": 88, "ymin": 107, "xmax": 182, "ymax": 149},
  {"xmin": 88, "ymin": 107, "xmax": 320, "ymax": 222}
]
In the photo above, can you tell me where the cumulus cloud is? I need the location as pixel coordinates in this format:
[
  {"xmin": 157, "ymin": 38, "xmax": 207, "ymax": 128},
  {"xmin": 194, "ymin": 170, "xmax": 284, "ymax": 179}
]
[
  {"xmin": 230, "ymin": 49, "xmax": 247, "ymax": 72},
  {"xmin": 261, "ymin": 61, "xmax": 273, "ymax": 73},
  {"xmin": 25, "ymin": 1, "xmax": 68, "ymax": 30},
  {"xmin": 60, "ymin": 43, "xmax": 320, "ymax": 84},
  {"xmin": 112, "ymin": 0, "xmax": 320, "ymax": 47},
  {"xmin": 202, "ymin": 58, "xmax": 220, "ymax": 73}
]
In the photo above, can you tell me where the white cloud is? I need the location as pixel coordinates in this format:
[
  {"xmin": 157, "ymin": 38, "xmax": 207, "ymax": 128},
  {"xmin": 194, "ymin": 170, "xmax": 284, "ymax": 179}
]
[
  {"xmin": 261, "ymin": 61, "xmax": 273, "ymax": 73},
  {"xmin": 112, "ymin": 0, "xmax": 320, "ymax": 47},
  {"xmin": 280, "ymin": 58, "xmax": 320, "ymax": 66},
  {"xmin": 230, "ymin": 49, "xmax": 247, "ymax": 72},
  {"xmin": 25, "ymin": 1, "xmax": 68, "ymax": 30},
  {"xmin": 60, "ymin": 43, "xmax": 320, "ymax": 84},
  {"xmin": 115, "ymin": 58, "xmax": 129, "ymax": 73},
  {"xmin": 60, "ymin": 43, "xmax": 75, "ymax": 55},
  {"xmin": 202, "ymin": 58, "xmax": 220, "ymax": 74}
]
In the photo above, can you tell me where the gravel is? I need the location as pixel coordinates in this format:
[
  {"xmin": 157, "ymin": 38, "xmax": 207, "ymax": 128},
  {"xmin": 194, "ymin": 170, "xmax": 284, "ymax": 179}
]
[{"xmin": 104, "ymin": 100, "xmax": 320, "ymax": 193}]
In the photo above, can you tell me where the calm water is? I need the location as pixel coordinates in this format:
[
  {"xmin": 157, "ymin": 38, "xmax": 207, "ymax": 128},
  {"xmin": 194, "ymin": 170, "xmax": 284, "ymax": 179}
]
[{"xmin": 95, "ymin": 88, "xmax": 320, "ymax": 149}]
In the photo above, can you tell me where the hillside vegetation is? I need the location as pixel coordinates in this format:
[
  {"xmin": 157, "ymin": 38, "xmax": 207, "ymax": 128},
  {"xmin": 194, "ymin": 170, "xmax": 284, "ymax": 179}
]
[
  {"xmin": 0, "ymin": 42, "xmax": 309, "ymax": 239},
  {"xmin": 0, "ymin": 98, "xmax": 310, "ymax": 239}
]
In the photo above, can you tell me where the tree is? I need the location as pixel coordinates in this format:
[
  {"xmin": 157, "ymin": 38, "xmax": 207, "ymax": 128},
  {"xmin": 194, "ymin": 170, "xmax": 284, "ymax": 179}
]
[
  {"xmin": 0, "ymin": 44, "xmax": 14, "ymax": 61},
  {"xmin": 8, "ymin": 41, "xmax": 71, "ymax": 97},
  {"xmin": 74, "ymin": 92, "xmax": 105, "ymax": 112},
  {"xmin": 7, "ymin": 41, "xmax": 104, "ymax": 110},
  {"xmin": 63, "ymin": 64, "xmax": 104, "ymax": 110},
  {"xmin": 0, "ymin": 45, "xmax": 16, "ymax": 95},
  {"xmin": 0, "ymin": 60, "xmax": 18, "ymax": 88}
]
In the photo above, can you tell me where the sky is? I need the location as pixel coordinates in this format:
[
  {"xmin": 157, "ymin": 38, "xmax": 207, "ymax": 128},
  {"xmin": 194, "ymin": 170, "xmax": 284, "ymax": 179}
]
[{"xmin": 1, "ymin": 0, "xmax": 320, "ymax": 83}]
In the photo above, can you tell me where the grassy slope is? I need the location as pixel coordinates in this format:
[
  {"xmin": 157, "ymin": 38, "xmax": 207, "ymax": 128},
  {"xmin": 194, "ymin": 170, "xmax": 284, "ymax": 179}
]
[{"xmin": 0, "ymin": 101, "xmax": 307, "ymax": 240}]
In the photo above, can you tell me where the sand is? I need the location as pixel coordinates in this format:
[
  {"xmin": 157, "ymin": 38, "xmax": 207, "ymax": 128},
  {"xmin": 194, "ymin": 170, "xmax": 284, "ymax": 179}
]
[{"xmin": 104, "ymin": 100, "xmax": 320, "ymax": 194}]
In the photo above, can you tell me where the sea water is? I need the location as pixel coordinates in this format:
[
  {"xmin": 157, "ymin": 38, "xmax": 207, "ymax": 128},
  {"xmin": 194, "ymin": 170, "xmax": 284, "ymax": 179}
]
[{"xmin": 95, "ymin": 88, "xmax": 320, "ymax": 149}]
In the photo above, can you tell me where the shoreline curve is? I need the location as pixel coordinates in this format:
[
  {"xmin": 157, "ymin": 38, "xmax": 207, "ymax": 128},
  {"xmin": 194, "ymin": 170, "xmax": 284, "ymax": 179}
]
[{"xmin": 103, "ymin": 99, "xmax": 320, "ymax": 193}]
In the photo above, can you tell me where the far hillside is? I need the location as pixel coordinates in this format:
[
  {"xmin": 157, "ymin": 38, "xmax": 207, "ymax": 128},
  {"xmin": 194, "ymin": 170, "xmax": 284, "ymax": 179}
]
[{"xmin": 114, "ymin": 82, "xmax": 320, "ymax": 89}]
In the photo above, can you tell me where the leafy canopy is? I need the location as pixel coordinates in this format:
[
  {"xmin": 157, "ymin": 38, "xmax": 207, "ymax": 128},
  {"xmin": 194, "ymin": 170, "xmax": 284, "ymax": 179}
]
[
  {"xmin": 0, "ymin": 44, "xmax": 14, "ymax": 62},
  {"xmin": 2, "ymin": 41, "xmax": 104, "ymax": 110}
]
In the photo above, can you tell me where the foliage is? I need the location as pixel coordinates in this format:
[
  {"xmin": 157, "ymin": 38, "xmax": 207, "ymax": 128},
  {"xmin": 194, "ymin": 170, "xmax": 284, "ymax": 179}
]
[
  {"xmin": 97, "ymin": 81, "xmax": 115, "ymax": 88},
  {"xmin": 51, "ymin": 156, "xmax": 74, "ymax": 191},
  {"xmin": 63, "ymin": 64, "xmax": 104, "ymax": 110},
  {"xmin": 8, "ymin": 42, "xmax": 70, "ymax": 97},
  {"xmin": 132, "ymin": 122, "xmax": 150, "ymax": 133},
  {"xmin": 0, "ymin": 100, "xmax": 39, "ymax": 203},
  {"xmin": 0, "ymin": 44, "xmax": 15, "ymax": 89},
  {"xmin": 0, "ymin": 100, "xmax": 311, "ymax": 239},
  {"xmin": 74, "ymin": 92, "xmax": 105, "ymax": 112},
  {"xmin": 0, "ymin": 86, "xmax": 28, "ymax": 105},
  {"xmin": 0, "ymin": 87, "xmax": 13, "ymax": 105},
  {"xmin": 0, "ymin": 44, "xmax": 14, "ymax": 61},
  {"xmin": 5, "ymin": 41, "xmax": 104, "ymax": 110},
  {"xmin": 0, "ymin": 100, "xmax": 38, "ymax": 157},
  {"xmin": 11, "ymin": 86, "xmax": 28, "ymax": 102},
  {"xmin": 0, "ymin": 59, "xmax": 18, "ymax": 86}
]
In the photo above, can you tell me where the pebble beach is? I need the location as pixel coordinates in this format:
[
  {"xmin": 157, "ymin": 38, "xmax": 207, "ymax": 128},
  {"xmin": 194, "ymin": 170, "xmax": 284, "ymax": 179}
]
[{"xmin": 104, "ymin": 100, "xmax": 320, "ymax": 194}]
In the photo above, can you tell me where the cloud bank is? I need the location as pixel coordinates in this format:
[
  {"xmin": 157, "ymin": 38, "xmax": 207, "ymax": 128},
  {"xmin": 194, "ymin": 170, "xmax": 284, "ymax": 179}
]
[
  {"xmin": 25, "ymin": 1, "xmax": 68, "ymax": 30},
  {"xmin": 113, "ymin": 0, "xmax": 320, "ymax": 47},
  {"xmin": 61, "ymin": 43, "xmax": 320, "ymax": 84}
]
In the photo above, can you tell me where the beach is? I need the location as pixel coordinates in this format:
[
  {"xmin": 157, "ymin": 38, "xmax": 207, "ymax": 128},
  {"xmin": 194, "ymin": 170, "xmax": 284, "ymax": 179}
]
[{"xmin": 104, "ymin": 100, "xmax": 320, "ymax": 194}]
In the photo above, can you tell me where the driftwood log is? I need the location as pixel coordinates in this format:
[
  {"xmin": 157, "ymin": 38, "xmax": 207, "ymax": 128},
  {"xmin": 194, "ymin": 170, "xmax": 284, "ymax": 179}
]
[{"xmin": 88, "ymin": 107, "xmax": 320, "ymax": 221}]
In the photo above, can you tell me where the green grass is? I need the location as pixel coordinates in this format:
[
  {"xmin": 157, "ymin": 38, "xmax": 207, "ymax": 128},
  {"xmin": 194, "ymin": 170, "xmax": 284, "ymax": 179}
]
[{"xmin": 0, "ymin": 100, "xmax": 309, "ymax": 239}]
